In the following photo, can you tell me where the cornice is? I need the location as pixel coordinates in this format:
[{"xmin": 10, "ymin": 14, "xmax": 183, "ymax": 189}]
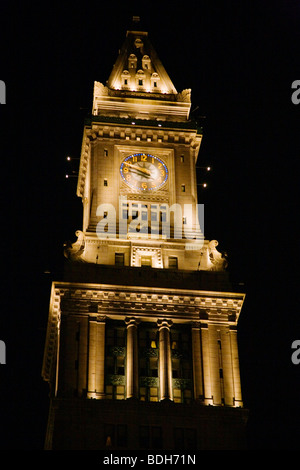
[{"xmin": 52, "ymin": 281, "xmax": 245, "ymax": 321}]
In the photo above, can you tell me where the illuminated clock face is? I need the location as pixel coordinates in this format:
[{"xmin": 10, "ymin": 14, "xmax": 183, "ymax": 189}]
[{"xmin": 120, "ymin": 153, "xmax": 168, "ymax": 191}]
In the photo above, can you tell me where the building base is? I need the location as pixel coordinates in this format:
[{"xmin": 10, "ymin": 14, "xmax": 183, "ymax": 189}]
[{"xmin": 45, "ymin": 397, "xmax": 248, "ymax": 450}]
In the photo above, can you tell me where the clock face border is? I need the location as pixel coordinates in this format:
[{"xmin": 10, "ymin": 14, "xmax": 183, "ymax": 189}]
[{"xmin": 120, "ymin": 153, "xmax": 169, "ymax": 192}]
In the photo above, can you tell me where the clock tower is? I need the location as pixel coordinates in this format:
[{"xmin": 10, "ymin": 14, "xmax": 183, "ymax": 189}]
[{"xmin": 42, "ymin": 18, "xmax": 248, "ymax": 450}]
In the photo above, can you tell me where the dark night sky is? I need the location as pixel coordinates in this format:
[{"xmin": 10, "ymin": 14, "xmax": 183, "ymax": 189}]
[{"xmin": 0, "ymin": 0, "xmax": 299, "ymax": 452}]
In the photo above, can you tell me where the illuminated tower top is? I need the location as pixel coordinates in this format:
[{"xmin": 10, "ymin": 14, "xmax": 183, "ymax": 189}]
[
  {"xmin": 64, "ymin": 17, "xmax": 227, "ymax": 274},
  {"xmin": 92, "ymin": 17, "xmax": 191, "ymax": 122}
]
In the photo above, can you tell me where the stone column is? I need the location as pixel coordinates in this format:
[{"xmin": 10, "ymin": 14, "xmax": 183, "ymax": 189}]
[
  {"xmin": 201, "ymin": 324, "xmax": 213, "ymax": 405},
  {"xmin": 125, "ymin": 317, "xmax": 139, "ymax": 399},
  {"xmin": 157, "ymin": 319, "xmax": 173, "ymax": 401},
  {"xmin": 191, "ymin": 322, "xmax": 204, "ymax": 401},
  {"xmin": 230, "ymin": 326, "xmax": 243, "ymax": 407},
  {"xmin": 87, "ymin": 316, "xmax": 106, "ymax": 399}
]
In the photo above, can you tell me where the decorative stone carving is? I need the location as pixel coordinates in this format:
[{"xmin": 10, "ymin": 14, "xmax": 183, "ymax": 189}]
[
  {"xmin": 198, "ymin": 240, "xmax": 228, "ymax": 271},
  {"xmin": 106, "ymin": 374, "xmax": 125, "ymax": 385},
  {"xmin": 64, "ymin": 230, "xmax": 85, "ymax": 260},
  {"xmin": 172, "ymin": 378, "xmax": 192, "ymax": 390},
  {"xmin": 93, "ymin": 81, "xmax": 109, "ymax": 97},
  {"xmin": 139, "ymin": 377, "xmax": 159, "ymax": 387},
  {"xmin": 177, "ymin": 88, "xmax": 191, "ymax": 102},
  {"xmin": 109, "ymin": 346, "xmax": 126, "ymax": 357}
]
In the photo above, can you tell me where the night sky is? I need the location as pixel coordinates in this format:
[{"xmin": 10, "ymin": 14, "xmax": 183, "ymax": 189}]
[{"xmin": 0, "ymin": 1, "xmax": 299, "ymax": 452}]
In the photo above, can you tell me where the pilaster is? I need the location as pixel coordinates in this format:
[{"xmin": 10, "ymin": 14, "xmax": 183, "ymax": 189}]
[
  {"xmin": 125, "ymin": 317, "xmax": 139, "ymax": 399},
  {"xmin": 191, "ymin": 322, "xmax": 204, "ymax": 401},
  {"xmin": 87, "ymin": 316, "xmax": 106, "ymax": 399},
  {"xmin": 157, "ymin": 319, "xmax": 173, "ymax": 401}
]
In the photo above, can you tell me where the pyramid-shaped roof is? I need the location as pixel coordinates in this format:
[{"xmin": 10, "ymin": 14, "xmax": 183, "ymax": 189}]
[
  {"xmin": 107, "ymin": 19, "xmax": 177, "ymax": 96},
  {"xmin": 92, "ymin": 17, "xmax": 191, "ymax": 122}
]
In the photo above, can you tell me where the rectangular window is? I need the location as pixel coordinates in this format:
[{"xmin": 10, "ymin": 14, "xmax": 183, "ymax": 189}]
[
  {"xmin": 182, "ymin": 360, "xmax": 192, "ymax": 379},
  {"xmin": 117, "ymin": 357, "xmax": 125, "ymax": 375},
  {"xmin": 105, "ymin": 383, "xmax": 125, "ymax": 400},
  {"xmin": 104, "ymin": 178, "xmax": 108, "ymax": 186},
  {"xmin": 169, "ymin": 256, "xmax": 178, "ymax": 269},
  {"xmin": 131, "ymin": 203, "xmax": 138, "ymax": 219},
  {"xmin": 115, "ymin": 253, "xmax": 124, "ymax": 266},
  {"xmin": 139, "ymin": 426, "xmax": 162, "ymax": 449},
  {"xmin": 174, "ymin": 428, "xmax": 196, "ymax": 450},
  {"xmin": 160, "ymin": 205, "xmax": 167, "ymax": 223},
  {"xmin": 104, "ymin": 149, "xmax": 108, "ymax": 157},
  {"xmin": 106, "ymin": 356, "xmax": 114, "ymax": 374},
  {"xmin": 181, "ymin": 184, "xmax": 185, "ymax": 192},
  {"xmin": 138, "ymin": 79, "xmax": 143, "ymax": 86},
  {"xmin": 117, "ymin": 424, "xmax": 127, "ymax": 447},
  {"xmin": 104, "ymin": 424, "xmax": 114, "ymax": 447},
  {"xmin": 183, "ymin": 389, "xmax": 192, "ymax": 404},
  {"xmin": 104, "ymin": 424, "xmax": 127, "ymax": 448},
  {"xmin": 105, "ymin": 385, "xmax": 113, "ymax": 399},
  {"xmin": 139, "ymin": 359, "xmax": 147, "ymax": 377},
  {"xmin": 139, "ymin": 426, "xmax": 150, "ymax": 448},
  {"xmin": 149, "ymin": 387, "xmax": 158, "ymax": 402},
  {"xmin": 105, "ymin": 322, "xmax": 126, "ymax": 401},
  {"xmin": 139, "ymin": 387, "xmax": 146, "ymax": 401},
  {"xmin": 173, "ymin": 388, "xmax": 182, "ymax": 403},
  {"xmin": 116, "ymin": 328, "xmax": 125, "ymax": 347},
  {"xmin": 152, "ymin": 426, "xmax": 162, "ymax": 449},
  {"xmin": 116, "ymin": 385, "xmax": 125, "ymax": 399},
  {"xmin": 141, "ymin": 256, "xmax": 152, "ymax": 267},
  {"xmin": 149, "ymin": 357, "xmax": 158, "ymax": 377},
  {"xmin": 171, "ymin": 326, "xmax": 192, "ymax": 403},
  {"xmin": 180, "ymin": 155, "xmax": 184, "ymax": 163}
]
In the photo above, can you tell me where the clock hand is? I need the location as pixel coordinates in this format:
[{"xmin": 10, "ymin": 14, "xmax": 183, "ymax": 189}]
[{"xmin": 124, "ymin": 162, "xmax": 151, "ymax": 176}]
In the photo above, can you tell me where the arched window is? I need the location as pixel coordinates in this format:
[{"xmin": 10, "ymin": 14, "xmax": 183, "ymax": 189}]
[
  {"xmin": 121, "ymin": 70, "xmax": 130, "ymax": 87},
  {"xmin": 142, "ymin": 55, "xmax": 151, "ymax": 70},
  {"xmin": 134, "ymin": 38, "xmax": 143, "ymax": 49},
  {"xmin": 128, "ymin": 54, "xmax": 137, "ymax": 69},
  {"xmin": 135, "ymin": 69, "xmax": 146, "ymax": 88},
  {"xmin": 150, "ymin": 72, "xmax": 160, "ymax": 90}
]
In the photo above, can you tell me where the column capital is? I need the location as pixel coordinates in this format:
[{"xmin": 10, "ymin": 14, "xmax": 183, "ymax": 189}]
[
  {"xmin": 88, "ymin": 315, "xmax": 106, "ymax": 323},
  {"xmin": 157, "ymin": 318, "xmax": 173, "ymax": 330},
  {"xmin": 96, "ymin": 315, "xmax": 107, "ymax": 323},
  {"xmin": 125, "ymin": 317, "xmax": 140, "ymax": 327}
]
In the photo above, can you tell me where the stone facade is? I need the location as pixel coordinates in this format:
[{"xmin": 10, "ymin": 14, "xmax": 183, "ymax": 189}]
[{"xmin": 42, "ymin": 17, "xmax": 248, "ymax": 450}]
